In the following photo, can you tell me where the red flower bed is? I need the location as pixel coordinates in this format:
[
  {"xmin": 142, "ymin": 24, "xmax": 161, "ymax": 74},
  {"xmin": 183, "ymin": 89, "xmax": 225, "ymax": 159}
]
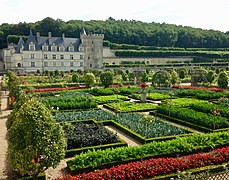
[
  {"xmin": 139, "ymin": 83, "xmax": 148, "ymax": 88},
  {"xmin": 25, "ymin": 86, "xmax": 89, "ymax": 93},
  {"xmin": 56, "ymin": 146, "xmax": 229, "ymax": 180},
  {"xmin": 172, "ymin": 85, "xmax": 223, "ymax": 92}
]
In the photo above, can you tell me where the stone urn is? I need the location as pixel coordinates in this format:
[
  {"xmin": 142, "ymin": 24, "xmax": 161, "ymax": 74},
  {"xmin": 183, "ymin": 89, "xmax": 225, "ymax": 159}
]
[{"xmin": 140, "ymin": 83, "xmax": 148, "ymax": 102}]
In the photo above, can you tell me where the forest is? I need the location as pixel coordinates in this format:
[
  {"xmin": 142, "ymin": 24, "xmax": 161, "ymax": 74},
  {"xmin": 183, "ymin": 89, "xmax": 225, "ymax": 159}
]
[{"xmin": 0, "ymin": 17, "xmax": 229, "ymax": 49}]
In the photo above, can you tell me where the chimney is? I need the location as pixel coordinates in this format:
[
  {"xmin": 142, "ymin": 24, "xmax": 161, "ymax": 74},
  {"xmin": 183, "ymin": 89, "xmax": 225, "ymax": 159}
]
[{"xmin": 48, "ymin": 32, "xmax": 52, "ymax": 39}]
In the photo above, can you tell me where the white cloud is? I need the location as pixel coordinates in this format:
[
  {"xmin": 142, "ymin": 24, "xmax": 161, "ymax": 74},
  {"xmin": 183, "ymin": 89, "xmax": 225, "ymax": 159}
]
[{"xmin": 0, "ymin": 0, "xmax": 228, "ymax": 32}]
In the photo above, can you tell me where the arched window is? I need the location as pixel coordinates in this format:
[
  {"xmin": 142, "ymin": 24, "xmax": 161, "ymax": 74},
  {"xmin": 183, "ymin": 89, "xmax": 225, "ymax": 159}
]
[{"xmin": 17, "ymin": 63, "xmax": 21, "ymax": 67}]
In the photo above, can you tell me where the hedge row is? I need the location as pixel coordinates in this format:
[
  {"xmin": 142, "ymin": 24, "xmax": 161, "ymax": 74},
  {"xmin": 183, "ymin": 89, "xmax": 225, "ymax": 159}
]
[
  {"xmin": 115, "ymin": 50, "xmax": 229, "ymax": 58},
  {"xmin": 67, "ymin": 130, "xmax": 229, "ymax": 171}
]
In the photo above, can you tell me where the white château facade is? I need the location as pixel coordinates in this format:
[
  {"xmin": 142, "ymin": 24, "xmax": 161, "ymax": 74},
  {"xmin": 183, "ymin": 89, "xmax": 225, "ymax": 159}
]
[{"xmin": 2, "ymin": 29, "xmax": 104, "ymax": 74}]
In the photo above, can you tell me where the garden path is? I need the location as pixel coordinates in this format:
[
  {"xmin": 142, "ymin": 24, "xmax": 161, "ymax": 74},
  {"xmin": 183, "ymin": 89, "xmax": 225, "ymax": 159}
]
[
  {"xmin": 0, "ymin": 86, "xmax": 15, "ymax": 180},
  {"xmin": 105, "ymin": 125, "xmax": 142, "ymax": 147}
]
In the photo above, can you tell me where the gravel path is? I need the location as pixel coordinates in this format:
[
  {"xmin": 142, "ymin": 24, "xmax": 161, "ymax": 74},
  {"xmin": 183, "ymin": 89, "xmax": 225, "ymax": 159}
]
[{"xmin": 0, "ymin": 90, "xmax": 15, "ymax": 180}]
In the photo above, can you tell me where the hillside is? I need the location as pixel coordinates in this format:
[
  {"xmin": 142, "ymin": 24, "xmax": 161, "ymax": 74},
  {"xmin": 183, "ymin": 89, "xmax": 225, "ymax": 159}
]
[{"xmin": 0, "ymin": 17, "xmax": 229, "ymax": 49}]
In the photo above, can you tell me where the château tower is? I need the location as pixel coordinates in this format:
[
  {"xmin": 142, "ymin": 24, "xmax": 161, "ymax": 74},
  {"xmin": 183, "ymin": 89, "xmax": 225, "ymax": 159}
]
[{"xmin": 80, "ymin": 28, "xmax": 104, "ymax": 70}]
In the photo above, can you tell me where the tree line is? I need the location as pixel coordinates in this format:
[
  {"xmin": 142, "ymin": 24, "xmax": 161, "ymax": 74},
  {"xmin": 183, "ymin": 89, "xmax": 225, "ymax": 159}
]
[{"xmin": 0, "ymin": 17, "xmax": 229, "ymax": 49}]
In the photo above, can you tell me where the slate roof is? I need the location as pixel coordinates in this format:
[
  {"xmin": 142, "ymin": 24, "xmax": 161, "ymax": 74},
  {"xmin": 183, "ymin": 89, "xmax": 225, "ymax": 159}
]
[
  {"xmin": 16, "ymin": 37, "xmax": 25, "ymax": 53},
  {"xmin": 17, "ymin": 31, "xmax": 81, "ymax": 52}
]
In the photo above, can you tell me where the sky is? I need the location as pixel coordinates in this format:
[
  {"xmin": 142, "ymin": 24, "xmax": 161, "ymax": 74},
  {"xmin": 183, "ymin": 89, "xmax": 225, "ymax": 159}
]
[{"xmin": 1, "ymin": 0, "xmax": 229, "ymax": 32}]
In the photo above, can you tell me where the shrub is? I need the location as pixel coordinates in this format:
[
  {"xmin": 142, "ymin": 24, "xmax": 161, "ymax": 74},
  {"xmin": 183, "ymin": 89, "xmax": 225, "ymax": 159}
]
[
  {"xmin": 100, "ymin": 71, "xmax": 114, "ymax": 87},
  {"xmin": 7, "ymin": 97, "xmax": 66, "ymax": 178}
]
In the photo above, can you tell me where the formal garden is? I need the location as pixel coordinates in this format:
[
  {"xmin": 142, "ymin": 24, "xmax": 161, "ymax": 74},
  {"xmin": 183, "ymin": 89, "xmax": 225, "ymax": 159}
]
[{"xmin": 2, "ymin": 67, "xmax": 229, "ymax": 179}]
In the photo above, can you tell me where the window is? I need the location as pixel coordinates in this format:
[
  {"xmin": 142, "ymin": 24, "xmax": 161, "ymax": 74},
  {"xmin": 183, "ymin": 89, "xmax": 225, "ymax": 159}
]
[
  {"xmin": 29, "ymin": 45, "xmax": 35, "ymax": 51},
  {"xmin": 80, "ymin": 62, "xmax": 83, "ymax": 67},
  {"xmin": 51, "ymin": 46, "xmax": 57, "ymax": 51},
  {"xmin": 31, "ymin": 62, "xmax": 35, "ymax": 67},
  {"xmin": 70, "ymin": 55, "xmax": 73, "ymax": 60},
  {"xmin": 44, "ymin": 62, "xmax": 48, "ymax": 67},
  {"xmin": 53, "ymin": 62, "xmax": 56, "ymax": 66},
  {"xmin": 80, "ymin": 55, "xmax": 83, "ymax": 59},
  {"xmin": 60, "ymin": 54, "xmax": 64, "ymax": 59},
  {"xmin": 69, "ymin": 46, "xmax": 74, "ymax": 52},
  {"xmin": 70, "ymin": 62, "xmax": 73, "ymax": 67},
  {"xmin": 17, "ymin": 63, "xmax": 21, "ymax": 67},
  {"xmin": 44, "ymin": 54, "xmax": 48, "ymax": 59},
  {"xmin": 53, "ymin": 54, "xmax": 56, "ymax": 59},
  {"xmin": 30, "ymin": 54, "xmax": 34, "ymax": 59},
  {"xmin": 88, "ymin": 56, "xmax": 90, "ymax": 60},
  {"xmin": 61, "ymin": 62, "xmax": 64, "ymax": 66},
  {"xmin": 89, "ymin": 64, "xmax": 92, "ymax": 67},
  {"xmin": 42, "ymin": 46, "xmax": 48, "ymax": 51},
  {"xmin": 59, "ymin": 46, "xmax": 65, "ymax": 52}
]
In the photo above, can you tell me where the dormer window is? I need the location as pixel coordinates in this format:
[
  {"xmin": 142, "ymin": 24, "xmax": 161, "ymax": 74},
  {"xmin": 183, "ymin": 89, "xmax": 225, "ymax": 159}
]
[
  {"xmin": 51, "ymin": 44, "xmax": 57, "ymax": 51},
  {"xmin": 29, "ymin": 42, "xmax": 35, "ymax": 51},
  {"xmin": 42, "ymin": 45, "xmax": 48, "ymax": 51},
  {"xmin": 59, "ymin": 45, "xmax": 65, "ymax": 52},
  {"xmin": 68, "ymin": 46, "xmax": 74, "ymax": 52}
]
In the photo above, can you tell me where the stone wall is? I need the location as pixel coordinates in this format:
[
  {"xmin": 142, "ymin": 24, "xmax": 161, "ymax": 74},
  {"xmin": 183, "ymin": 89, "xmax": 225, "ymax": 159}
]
[{"xmin": 103, "ymin": 57, "xmax": 193, "ymax": 65}]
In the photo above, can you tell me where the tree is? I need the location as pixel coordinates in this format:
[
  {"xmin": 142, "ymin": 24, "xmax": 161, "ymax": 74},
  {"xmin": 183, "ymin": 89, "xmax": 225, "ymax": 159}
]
[
  {"xmin": 218, "ymin": 71, "xmax": 228, "ymax": 89},
  {"xmin": 178, "ymin": 69, "xmax": 186, "ymax": 79},
  {"xmin": 141, "ymin": 72, "xmax": 149, "ymax": 83},
  {"xmin": 6, "ymin": 70, "xmax": 22, "ymax": 103},
  {"xmin": 84, "ymin": 73, "xmax": 96, "ymax": 87},
  {"xmin": 7, "ymin": 97, "xmax": 66, "ymax": 179},
  {"xmin": 100, "ymin": 71, "xmax": 113, "ymax": 87},
  {"xmin": 54, "ymin": 70, "xmax": 59, "ymax": 76},
  {"xmin": 113, "ymin": 74, "xmax": 123, "ymax": 84},
  {"xmin": 206, "ymin": 70, "xmax": 216, "ymax": 84},
  {"xmin": 152, "ymin": 70, "xmax": 171, "ymax": 87},
  {"xmin": 72, "ymin": 73, "xmax": 79, "ymax": 83},
  {"xmin": 191, "ymin": 69, "xmax": 207, "ymax": 85},
  {"xmin": 170, "ymin": 70, "xmax": 179, "ymax": 85}
]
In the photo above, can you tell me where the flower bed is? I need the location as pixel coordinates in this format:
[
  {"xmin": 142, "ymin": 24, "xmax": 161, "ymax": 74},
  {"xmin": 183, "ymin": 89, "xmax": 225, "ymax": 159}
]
[
  {"xmin": 104, "ymin": 101, "xmax": 157, "ymax": 113},
  {"xmin": 157, "ymin": 105, "xmax": 229, "ymax": 130},
  {"xmin": 176, "ymin": 89, "xmax": 229, "ymax": 99},
  {"xmin": 67, "ymin": 131, "xmax": 229, "ymax": 171},
  {"xmin": 66, "ymin": 122, "xmax": 120, "ymax": 150},
  {"xmin": 56, "ymin": 110, "xmax": 116, "ymax": 122},
  {"xmin": 172, "ymin": 85, "xmax": 224, "ymax": 92},
  {"xmin": 43, "ymin": 94, "xmax": 97, "ymax": 110},
  {"xmin": 190, "ymin": 102, "xmax": 229, "ymax": 119},
  {"xmin": 25, "ymin": 86, "xmax": 89, "ymax": 93},
  {"xmin": 170, "ymin": 98, "xmax": 208, "ymax": 107},
  {"xmin": 131, "ymin": 93, "xmax": 172, "ymax": 100},
  {"xmin": 90, "ymin": 88, "xmax": 115, "ymax": 96},
  {"xmin": 92, "ymin": 95, "xmax": 130, "ymax": 104},
  {"xmin": 57, "ymin": 146, "xmax": 229, "ymax": 180}
]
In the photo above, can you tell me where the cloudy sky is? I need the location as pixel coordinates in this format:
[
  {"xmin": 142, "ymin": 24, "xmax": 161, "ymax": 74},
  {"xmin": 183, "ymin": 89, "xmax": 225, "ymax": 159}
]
[{"xmin": 1, "ymin": 0, "xmax": 228, "ymax": 32}]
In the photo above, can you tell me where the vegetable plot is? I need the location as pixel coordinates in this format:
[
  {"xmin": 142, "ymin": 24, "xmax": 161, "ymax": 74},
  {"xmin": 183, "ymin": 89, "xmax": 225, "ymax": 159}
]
[
  {"xmin": 116, "ymin": 113, "xmax": 188, "ymax": 138},
  {"xmin": 66, "ymin": 122, "xmax": 120, "ymax": 149}
]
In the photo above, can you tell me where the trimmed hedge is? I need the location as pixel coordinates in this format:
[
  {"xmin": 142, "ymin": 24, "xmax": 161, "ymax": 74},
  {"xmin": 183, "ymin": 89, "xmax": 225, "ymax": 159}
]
[
  {"xmin": 157, "ymin": 105, "xmax": 229, "ymax": 130},
  {"xmin": 67, "ymin": 130, "xmax": 229, "ymax": 172}
]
